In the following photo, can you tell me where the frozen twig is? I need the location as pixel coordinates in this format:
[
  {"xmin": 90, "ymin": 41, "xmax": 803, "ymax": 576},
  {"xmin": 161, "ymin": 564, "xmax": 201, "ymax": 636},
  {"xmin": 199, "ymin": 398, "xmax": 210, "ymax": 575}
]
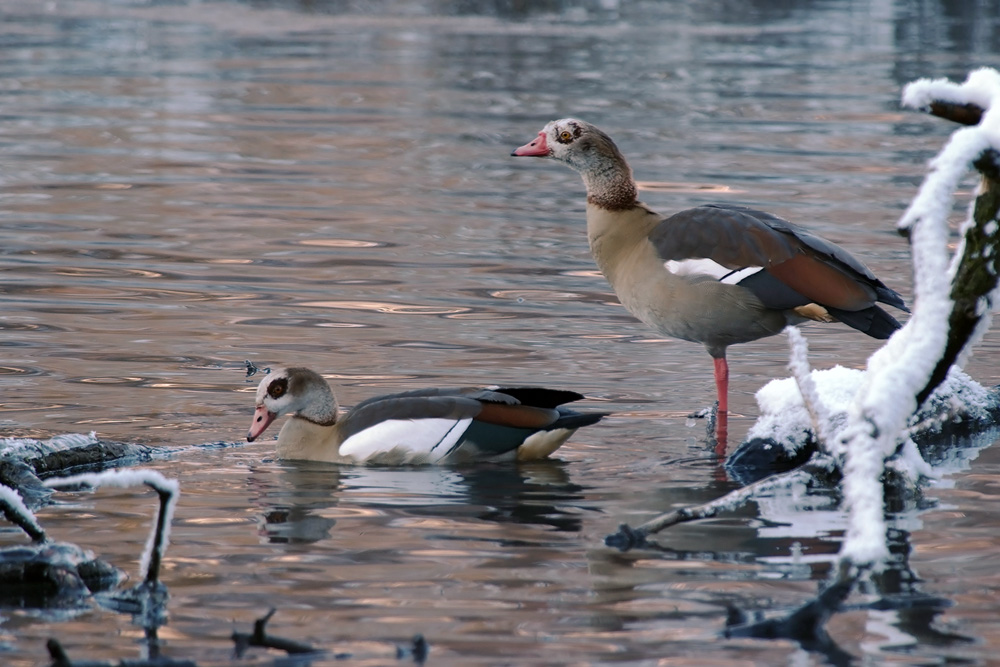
[
  {"xmin": 0, "ymin": 484, "xmax": 47, "ymax": 543},
  {"xmin": 784, "ymin": 327, "xmax": 836, "ymax": 449},
  {"xmin": 927, "ymin": 101, "xmax": 984, "ymax": 126},
  {"xmin": 44, "ymin": 470, "xmax": 180, "ymax": 585}
]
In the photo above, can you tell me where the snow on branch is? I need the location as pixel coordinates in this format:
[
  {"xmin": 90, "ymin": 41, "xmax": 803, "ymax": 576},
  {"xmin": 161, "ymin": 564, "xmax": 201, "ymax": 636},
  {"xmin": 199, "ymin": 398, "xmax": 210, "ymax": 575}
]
[
  {"xmin": 833, "ymin": 68, "xmax": 1000, "ymax": 566},
  {"xmin": 902, "ymin": 67, "xmax": 1000, "ymax": 118},
  {"xmin": 784, "ymin": 327, "xmax": 837, "ymax": 449},
  {"xmin": 0, "ymin": 484, "xmax": 47, "ymax": 543},
  {"xmin": 44, "ymin": 469, "xmax": 180, "ymax": 585}
]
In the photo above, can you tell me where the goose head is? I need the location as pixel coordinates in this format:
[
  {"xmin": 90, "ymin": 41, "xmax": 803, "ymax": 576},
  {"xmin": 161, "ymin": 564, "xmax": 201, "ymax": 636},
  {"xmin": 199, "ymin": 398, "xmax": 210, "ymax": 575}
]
[
  {"xmin": 511, "ymin": 118, "xmax": 625, "ymax": 168},
  {"xmin": 512, "ymin": 118, "xmax": 635, "ymax": 208},
  {"xmin": 247, "ymin": 367, "xmax": 339, "ymax": 442}
]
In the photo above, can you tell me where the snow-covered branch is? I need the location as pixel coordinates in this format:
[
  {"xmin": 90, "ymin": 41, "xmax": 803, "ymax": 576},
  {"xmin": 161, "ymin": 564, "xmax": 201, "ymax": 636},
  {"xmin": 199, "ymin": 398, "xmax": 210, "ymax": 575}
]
[
  {"xmin": 0, "ymin": 484, "xmax": 47, "ymax": 543},
  {"xmin": 45, "ymin": 469, "xmax": 180, "ymax": 585},
  {"xmin": 837, "ymin": 68, "xmax": 1000, "ymax": 566}
]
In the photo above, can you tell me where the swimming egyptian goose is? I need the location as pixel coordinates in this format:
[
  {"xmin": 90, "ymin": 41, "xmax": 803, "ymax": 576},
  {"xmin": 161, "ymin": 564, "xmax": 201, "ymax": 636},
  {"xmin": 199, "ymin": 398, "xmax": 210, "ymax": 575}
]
[
  {"xmin": 246, "ymin": 367, "xmax": 608, "ymax": 464},
  {"xmin": 512, "ymin": 118, "xmax": 907, "ymax": 436}
]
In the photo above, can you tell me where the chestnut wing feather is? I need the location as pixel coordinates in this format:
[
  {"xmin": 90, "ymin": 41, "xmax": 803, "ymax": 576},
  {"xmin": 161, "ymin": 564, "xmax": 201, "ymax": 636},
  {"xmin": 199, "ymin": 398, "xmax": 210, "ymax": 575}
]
[{"xmin": 650, "ymin": 204, "xmax": 907, "ymax": 312}]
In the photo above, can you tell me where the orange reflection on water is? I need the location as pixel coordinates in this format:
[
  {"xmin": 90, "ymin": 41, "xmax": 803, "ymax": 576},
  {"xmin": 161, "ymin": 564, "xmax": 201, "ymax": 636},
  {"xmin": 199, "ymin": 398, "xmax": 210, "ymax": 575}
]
[{"xmin": 298, "ymin": 300, "xmax": 471, "ymax": 315}]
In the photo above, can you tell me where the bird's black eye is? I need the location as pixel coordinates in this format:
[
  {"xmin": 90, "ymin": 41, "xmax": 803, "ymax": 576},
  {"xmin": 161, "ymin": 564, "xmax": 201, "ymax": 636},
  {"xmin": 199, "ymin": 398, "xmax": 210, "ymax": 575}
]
[{"xmin": 268, "ymin": 377, "xmax": 287, "ymax": 399}]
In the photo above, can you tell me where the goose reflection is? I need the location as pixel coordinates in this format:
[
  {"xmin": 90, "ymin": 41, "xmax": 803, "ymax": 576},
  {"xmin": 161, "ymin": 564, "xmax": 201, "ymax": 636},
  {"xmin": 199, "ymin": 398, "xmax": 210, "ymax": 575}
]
[{"xmin": 247, "ymin": 459, "xmax": 586, "ymax": 544}]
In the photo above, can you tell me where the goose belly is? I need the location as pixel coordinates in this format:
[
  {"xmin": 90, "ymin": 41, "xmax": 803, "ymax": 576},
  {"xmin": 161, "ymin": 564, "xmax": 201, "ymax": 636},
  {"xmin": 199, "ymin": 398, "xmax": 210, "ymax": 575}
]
[{"xmin": 597, "ymin": 239, "xmax": 788, "ymax": 348}]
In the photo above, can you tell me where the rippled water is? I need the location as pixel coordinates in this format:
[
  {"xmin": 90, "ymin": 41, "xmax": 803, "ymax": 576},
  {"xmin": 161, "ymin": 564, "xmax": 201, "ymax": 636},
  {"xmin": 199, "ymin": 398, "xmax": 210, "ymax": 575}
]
[{"xmin": 3, "ymin": 0, "xmax": 1000, "ymax": 664}]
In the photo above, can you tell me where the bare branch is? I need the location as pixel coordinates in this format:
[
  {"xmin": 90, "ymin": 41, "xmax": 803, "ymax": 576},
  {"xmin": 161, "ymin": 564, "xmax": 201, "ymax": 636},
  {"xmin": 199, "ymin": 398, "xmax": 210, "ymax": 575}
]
[
  {"xmin": 232, "ymin": 608, "xmax": 319, "ymax": 658},
  {"xmin": 927, "ymin": 101, "xmax": 984, "ymax": 126},
  {"xmin": 606, "ymin": 457, "xmax": 834, "ymax": 550}
]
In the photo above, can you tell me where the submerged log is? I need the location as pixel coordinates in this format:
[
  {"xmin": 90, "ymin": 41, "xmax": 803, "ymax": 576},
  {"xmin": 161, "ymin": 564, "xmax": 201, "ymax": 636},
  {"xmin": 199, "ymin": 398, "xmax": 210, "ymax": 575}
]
[
  {"xmin": 47, "ymin": 637, "xmax": 197, "ymax": 667},
  {"xmin": 0, "ymin": 435, "xmax": 161, "ymax": 507}
]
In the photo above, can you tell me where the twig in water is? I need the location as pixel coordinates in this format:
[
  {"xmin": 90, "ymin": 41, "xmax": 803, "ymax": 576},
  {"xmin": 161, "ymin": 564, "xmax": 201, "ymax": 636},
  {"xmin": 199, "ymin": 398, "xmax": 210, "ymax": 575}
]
[
  {"xmin": 232, "ymin": 608, "xmax": 320, "ymax": 658},
  {"xmin": 396, "ymin": 634, "xmax": 430, "ymax": 663},
  {"xmin": 605, "ymin": 458, "xmax": 832, "ymax": 550},
  {"xmin": 244, "ymin": 359, "xmax": 270, "ymax": 380}
]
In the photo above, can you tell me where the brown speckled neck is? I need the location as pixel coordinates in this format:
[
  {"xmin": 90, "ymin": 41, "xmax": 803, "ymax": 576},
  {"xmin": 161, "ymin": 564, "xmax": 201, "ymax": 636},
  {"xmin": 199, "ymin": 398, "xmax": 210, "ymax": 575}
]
[
  {"xmin": 568, "ymin": 125, "xmax": 639, "ymax": 212},
  {"xmin": 584, "ymin": 163, "xmax": 638, "ymax": 212},
  {"xmin": 586, "ymin": 183, "xmax": 638, "ymax": 211},
  {"xmin": 297, "ymin": 412, "xmax": 339, "ymax": 428}
]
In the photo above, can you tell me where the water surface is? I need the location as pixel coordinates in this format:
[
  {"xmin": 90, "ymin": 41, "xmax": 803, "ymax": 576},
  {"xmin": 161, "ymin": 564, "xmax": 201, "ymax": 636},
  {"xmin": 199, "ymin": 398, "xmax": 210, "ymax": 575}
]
[{"xmin": 2, "ymin": 0, "xmax": 1000, "ymax": 664}]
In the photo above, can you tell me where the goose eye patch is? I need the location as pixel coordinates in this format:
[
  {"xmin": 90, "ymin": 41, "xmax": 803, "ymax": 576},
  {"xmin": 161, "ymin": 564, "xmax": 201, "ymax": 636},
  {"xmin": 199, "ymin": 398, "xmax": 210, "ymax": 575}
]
[{"xmin": 268, "ymin": 378, "xmax": 288, "ymax": 399}]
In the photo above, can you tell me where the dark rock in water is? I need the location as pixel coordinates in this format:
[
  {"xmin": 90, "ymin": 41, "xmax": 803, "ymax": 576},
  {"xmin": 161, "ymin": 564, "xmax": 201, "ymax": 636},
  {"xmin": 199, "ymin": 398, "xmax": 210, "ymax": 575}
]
[
  {"xmin": 0, "ymin": 542, "xmax": 124, "ymax": 606},
  {"xmin": 0, "ymin": 459, "xmax": 53, "ymax": 506},
  {"xmin": 0, "ymin": 436, "xmax": 173, "ymax": 609},
  {"xmin": 725, "ymin": 436, "xmax": 817, "ymax": 484}
]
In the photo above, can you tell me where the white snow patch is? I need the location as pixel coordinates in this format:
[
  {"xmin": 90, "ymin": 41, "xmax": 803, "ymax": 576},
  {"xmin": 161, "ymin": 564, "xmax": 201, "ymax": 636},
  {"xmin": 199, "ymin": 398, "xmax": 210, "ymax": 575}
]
[
  {"xmin": 749, "ymin": 365, "xmax": 994, "ymax": 457},
  {"xmin": 0, "ymin": 432, "xmax": 99, "ymax": 460},
  {"xmin": 747, "ymin": 365, "xmax": 865, "ymax": 454}
]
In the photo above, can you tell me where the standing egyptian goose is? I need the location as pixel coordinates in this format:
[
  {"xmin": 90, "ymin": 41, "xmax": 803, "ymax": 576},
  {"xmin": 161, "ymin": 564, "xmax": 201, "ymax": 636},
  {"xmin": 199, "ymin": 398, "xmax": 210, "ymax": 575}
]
[
  {"xmin": 246, "ymin": 367, "xmax": 608, "ymax": 464},
  {"xmin": 512, "ymin": 119, "xmax": 907, "ymax": 440}
]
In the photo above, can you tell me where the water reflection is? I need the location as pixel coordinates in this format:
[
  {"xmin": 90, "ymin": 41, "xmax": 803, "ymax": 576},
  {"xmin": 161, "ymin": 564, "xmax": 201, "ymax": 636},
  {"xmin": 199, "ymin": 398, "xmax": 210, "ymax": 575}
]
[{"xmin": 250, "ymin": 459, "xmax": 588, "ymax": 544}]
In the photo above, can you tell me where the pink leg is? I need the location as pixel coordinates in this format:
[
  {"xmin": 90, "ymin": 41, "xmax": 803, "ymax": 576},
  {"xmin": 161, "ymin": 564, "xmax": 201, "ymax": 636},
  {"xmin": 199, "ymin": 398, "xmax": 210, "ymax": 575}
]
[
  {"xmin": 713, "ymin": 356, "xmax": 729, "ymax": 456},
  {"xmin": 713, "ymin": 356, "xmax": 729, "ymax": 413}
]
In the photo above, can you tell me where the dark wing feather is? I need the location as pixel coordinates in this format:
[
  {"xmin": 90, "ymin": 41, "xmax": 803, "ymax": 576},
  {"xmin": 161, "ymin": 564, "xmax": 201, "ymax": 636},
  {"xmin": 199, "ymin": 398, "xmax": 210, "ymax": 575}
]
[
  {"xmin": 339, "ymin": 395, "xmax": 484, "ymax": 441},
  {"xmin": 735, "ymin": 269, "xmax": 813, "ymax": 311},
  {"xmin": 650, "ymin": 204, "xmax": 908, "ymax": 312},
  {"xmin": 548, "ymin": 407, "xmax": 609, "ymax": 431},
  {"xmin": 352, "ymin": 386, "xmax": 585, "ymax": 412},
  {"xmin": 453, "ymin": 407, "xmax": 609, "ymax": 459},
  {"xmin": 492, "ymin": 387, "xmax": 586, "ymax": 409},
  {"xmin": 341, "ymin": 386, "xmax": 592, "ymax": 442},
  {"xmin": 351, "ymin": 386, "xmax": 518, "ymax": 413},
  {"xmin": 825, "ymin": 305, "xmax": 901, "ymax": 339},
  {"xmin": 650, "ymin": 204, "xmax": 801, "ymax": 268}
]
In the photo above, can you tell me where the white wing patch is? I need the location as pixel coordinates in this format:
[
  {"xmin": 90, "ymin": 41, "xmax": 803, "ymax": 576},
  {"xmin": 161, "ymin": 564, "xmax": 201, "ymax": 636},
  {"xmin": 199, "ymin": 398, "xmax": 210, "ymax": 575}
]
[
  {"xmin": 664, "ymin": 258, "xmax": 730, "ymax": 279},
  {"xmin": 339, "ymin": 418, "xmax": 473, "ymax": 464},
  {"xmin": 719, "ymin": 266, "xmax": 763, "ymax": 285},
  {"xmin": 664, "ymin": 259, "xmax": 762, "ymax": 285}
]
